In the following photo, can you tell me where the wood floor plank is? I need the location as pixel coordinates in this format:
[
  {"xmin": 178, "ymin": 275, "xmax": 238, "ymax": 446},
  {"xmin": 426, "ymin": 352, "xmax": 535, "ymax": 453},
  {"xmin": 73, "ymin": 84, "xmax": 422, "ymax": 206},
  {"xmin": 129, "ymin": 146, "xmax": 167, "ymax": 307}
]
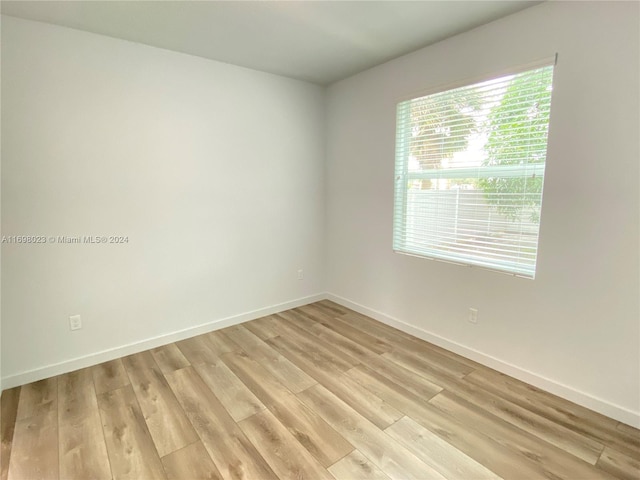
[
  {"xmin": 385, "ymin": 416, "xmax": 501, "ymax": 479},
  {"xmin": 464, "ymin": 368, "xmax": 640, "ymax": 459},
  {"xmin": 220, "ymin": 350, "xmax": 352, "ymax": 468},
  {"xmin": 268, "ymin": 316, "xmax": 356, "ymax": 373},
  {"xmin": 596, "ymin": 447, "xmax": 640, "ymax": 480},
  {"xmin": 467, "ymin": 367, "xmax": 627, "ymax": 432},
  {"xmin": 238, "ymin": 409, "xmax": 334, "ymax": 480},
  {"xmin": 383, "ymin": 348, "xmax": 604, "ymax": 464},
  {"xmin": 315, "ymin": 300, "xmax": 350, "ymax": 316},
  {"xmin": 121, "ymin": 351, "xmax": 158, "ymax": 372},
  {"xmin": 267, "ymin": 334, "xmax": 403, "ymax": 429},
  {"xmin": 97, "ymin": 386, "xmax": 166, "ymax": 480},
  {"xmin": 204, "ymin": 330, "xmax": 242, "ymax": 357},
  {"xmin": 123, "ymin": 356, "xmax": 198, "ymax": 457},
  {"xmin": 297, "ymin": 306, "xmax": 391, "ymax": 355},
  {"xmin": 382, "ymin": 349, "xmax": 462, "ymax": 387},
  {"xmin": 616, "ymin": 422, "xmax": 640, "ymax": 437},
  {"xmin": 164, "ymin": 366, "xmax": 277, "ymax": 480},
  {"xmin": 320, "ymin": 322, "xmax": 390, "ymax": 355},
  {"xmin": 298, "ymin": 384, "xmax": 446, "ymax": 480},
  {"xmin": 450, "ymin": 381, "xmax": 606, "ymax": 465},
  {"xmin": 302, "ymin": 318, "xmax": 443, "ymax": 401},
  {"xmin": 222, "ymin": 325, "xmax": 316, "ymax": 393},
  {"xmin": 368, "ymin": 355, "xmax": 443, "ymax": 401},
  {"xmin": 311, "ymin": 300, "xmax": 483, "ymax": 370},
  {"xmin": 336, "ymin": 307, "xmax": 482, "ymax": 372},
  {"xmin": 58, "ymin": 368, "xmax": 111, "ymax": 480},
  {"xmin": 306, "ymin": 302, "xmax": 480, "ymax": 377},
  {"xmin": 242, "ymin": 315, "xmax": 283, "ymax": 340},
  {"xmin": 176, "ymin": 335, "xmax": 219, "ymax": 365},
  {"xmin": 15, "ymin": 378, "xmax": 57, "ymax": 420},
  {"xmin": 345, "ymin": 364, "xmax": 549, "ymax": 479},
  {"xmin": 7, "ymin": 411, "xmax": 58, "ymax": 480},
  {"xmin": 328, "ymin": 450, "xmax": 391, "ymax": 480},
  {"xmin": 92, "ymin": 359, "xmax": 130, "ymax": 395},
  {"xmin": 277, "ymin": 309, "xmax": 321, "ymax": 332},
  {"xmin": 380, "ymin": 342, "xmax": 472, "ymax": 381},
  {"xmin": 429, "ymin": 391, "xmax": 616, "ymax": 480},
  {"xmin": 297, "ymin": 304, "xmax": 344, "ymax": 323},
  {"xmin": 272, "ymin": 313, "xmax": 360, "ymax": 370},
  {"xmin": 308, "ymin": 320, "xmax": 377, "ymax": 362},
  {"xmin": 151, "ymin": 343, "xmax": 191, "ymax": 374},
  {"xmin": 287, "ymin": 309, "xmax": 426, "ymax": 395},
  {"xmin": 161, "ymin": 441, "xmax": 223, "ymax": 480},
  {"xmin": 1, "ymin": 387, "xmax": 21, "ymax": 480},
  {"xmin": 193, "ymin": 359, "xmax": 265, "ymax": 422}
]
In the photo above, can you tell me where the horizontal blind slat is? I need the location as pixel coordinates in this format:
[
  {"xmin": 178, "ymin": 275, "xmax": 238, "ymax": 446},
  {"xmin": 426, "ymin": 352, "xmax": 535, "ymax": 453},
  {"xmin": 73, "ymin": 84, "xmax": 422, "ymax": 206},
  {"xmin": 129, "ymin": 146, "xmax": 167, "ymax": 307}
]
[{"xmin": 393, "ymin": 63, "xmax": 554, "ymax": 278}]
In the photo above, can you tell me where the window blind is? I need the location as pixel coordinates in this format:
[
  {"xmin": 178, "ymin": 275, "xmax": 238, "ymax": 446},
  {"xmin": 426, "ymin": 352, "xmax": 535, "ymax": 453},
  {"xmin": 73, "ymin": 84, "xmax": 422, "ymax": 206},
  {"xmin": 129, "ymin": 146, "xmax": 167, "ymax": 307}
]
[{"xmin": 393, "ymin": 63, "xmax": 555, "ymax": 278}]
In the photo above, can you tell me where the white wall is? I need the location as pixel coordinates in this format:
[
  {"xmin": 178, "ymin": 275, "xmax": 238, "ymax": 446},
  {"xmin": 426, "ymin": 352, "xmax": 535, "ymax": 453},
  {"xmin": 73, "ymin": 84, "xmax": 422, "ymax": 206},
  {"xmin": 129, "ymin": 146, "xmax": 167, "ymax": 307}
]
[
  {"xmin": 325, "ymin": 1, "xmax": 640, "ymax": 425},
  {"xmin": 1, "ymin": 16, "xmax": 325, "ymax": 386}
]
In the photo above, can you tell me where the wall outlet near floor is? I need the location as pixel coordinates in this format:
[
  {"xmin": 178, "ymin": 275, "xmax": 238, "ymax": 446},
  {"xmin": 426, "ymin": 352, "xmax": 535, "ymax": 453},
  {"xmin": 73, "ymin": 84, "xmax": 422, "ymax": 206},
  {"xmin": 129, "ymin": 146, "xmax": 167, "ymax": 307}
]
[
  {"xmin": 297, "ymin": 269, "xmax": 304, "ymax": 280},
  {"xmin": 69, "ymin": 314, "xmax": 82, "ymax": 331},
  {"xmin": 468, "ymin": 308, "xmax": 478, "ymax": 324}
]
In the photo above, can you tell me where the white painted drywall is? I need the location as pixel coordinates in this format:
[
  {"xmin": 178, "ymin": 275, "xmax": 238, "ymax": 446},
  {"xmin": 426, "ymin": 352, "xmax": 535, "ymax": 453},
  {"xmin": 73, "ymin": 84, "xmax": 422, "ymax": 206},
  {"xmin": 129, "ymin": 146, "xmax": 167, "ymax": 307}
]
[
  {"xmin": 325, "ymin": 1, "xmax": 639, "ymax": 422},
  {"xmin": 1, "ymin": 16, "xmax": 325, "ymax": 383}
]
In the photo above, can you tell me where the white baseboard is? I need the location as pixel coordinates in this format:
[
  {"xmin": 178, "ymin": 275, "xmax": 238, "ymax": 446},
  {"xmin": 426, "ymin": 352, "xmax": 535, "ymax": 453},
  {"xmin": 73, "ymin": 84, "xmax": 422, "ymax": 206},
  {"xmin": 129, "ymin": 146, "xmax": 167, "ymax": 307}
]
[
  {"xmin": 0, "ymin": 293, "xmax": 325, "ymax": 390},
  {"xmin": 326, "ymin": 292, "xmax": 640, "ymax": 429}
]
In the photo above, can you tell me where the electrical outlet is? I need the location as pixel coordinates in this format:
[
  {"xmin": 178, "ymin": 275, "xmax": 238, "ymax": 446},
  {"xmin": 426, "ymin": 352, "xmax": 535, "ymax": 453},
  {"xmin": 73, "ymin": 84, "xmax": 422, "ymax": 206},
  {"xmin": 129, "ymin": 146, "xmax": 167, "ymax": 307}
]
[
  {"xmin": 468, "ymin": 308, "xmax": 478, "ymax": 324},
  {"xmin": 297, "ymin": 269, "xmax": 304, "ymax": 280},
  {"xmin": 69, "ymin": 314, "xmax": 82, "ymax": 331}
]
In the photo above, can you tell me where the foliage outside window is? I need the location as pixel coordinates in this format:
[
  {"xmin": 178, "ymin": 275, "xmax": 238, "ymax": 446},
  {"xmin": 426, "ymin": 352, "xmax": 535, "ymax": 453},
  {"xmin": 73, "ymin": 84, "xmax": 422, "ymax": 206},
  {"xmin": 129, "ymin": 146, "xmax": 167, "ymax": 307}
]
[{"xmin": 393, "ymin": 63, "xmax": 555, "ymax": 278}]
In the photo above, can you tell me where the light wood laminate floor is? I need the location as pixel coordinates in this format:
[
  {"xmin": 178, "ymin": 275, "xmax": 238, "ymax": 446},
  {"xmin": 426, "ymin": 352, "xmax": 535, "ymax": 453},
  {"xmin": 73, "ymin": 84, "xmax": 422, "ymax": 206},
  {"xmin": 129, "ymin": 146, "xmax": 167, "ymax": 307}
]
[{"xmin": 1, "ymin": 300, "xmax": 639, "ymax": 479}]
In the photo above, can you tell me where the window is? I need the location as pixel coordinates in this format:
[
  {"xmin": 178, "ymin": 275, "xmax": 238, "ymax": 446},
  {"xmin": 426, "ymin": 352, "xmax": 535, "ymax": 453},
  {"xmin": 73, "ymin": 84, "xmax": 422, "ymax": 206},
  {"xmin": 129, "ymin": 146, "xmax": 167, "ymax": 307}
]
[{"xmin": 393, "ymin": 61, "xmax": 555, "ymax": 278}]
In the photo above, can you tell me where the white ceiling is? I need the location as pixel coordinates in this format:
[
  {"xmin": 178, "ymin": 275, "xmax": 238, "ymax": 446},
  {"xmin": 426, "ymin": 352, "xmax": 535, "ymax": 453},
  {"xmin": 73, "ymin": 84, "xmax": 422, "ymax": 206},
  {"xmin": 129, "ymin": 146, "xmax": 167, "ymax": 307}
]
[{"xmin": 1, "ymin": 1, "xmax": 540, "ymax": 85}]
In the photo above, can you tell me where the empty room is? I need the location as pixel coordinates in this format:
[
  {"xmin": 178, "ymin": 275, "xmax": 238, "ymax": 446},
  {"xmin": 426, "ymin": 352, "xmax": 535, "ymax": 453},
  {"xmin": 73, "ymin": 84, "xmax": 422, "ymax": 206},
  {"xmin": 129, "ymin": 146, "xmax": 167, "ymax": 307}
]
[{"xmin": 1, "ymin": 1, "xmax": 638, "ymax": 479}]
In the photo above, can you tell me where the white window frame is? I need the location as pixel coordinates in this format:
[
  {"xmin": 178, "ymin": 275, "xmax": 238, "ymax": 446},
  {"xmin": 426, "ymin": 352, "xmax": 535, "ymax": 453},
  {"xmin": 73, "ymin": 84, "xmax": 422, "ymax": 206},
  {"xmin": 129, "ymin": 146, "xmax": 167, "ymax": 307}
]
[{"xmin": 393, "ymin": 57, "xmax": 556, "ymax": 278}]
